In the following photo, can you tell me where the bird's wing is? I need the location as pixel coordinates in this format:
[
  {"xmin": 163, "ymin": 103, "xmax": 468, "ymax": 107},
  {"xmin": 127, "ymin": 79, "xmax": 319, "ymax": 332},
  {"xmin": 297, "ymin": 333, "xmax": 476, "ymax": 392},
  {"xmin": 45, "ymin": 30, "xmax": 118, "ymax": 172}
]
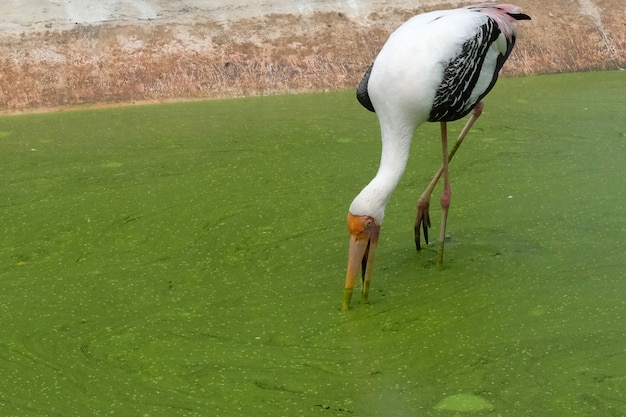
[
  {"xmin": 357, "ymin": 64, "xmax": 376, "ymax": 112},
  {"xmin": 428, "ymin": 16, "xmax": 513, "ymax": 122}
]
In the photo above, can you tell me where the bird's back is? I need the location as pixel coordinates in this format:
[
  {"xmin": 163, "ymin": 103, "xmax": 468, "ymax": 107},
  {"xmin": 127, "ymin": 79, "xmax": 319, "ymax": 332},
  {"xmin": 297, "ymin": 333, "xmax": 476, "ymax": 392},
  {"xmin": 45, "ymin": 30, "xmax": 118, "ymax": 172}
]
[{"xmin": 358, "ymin": 5, "xmax": 529, "ymax": 124}]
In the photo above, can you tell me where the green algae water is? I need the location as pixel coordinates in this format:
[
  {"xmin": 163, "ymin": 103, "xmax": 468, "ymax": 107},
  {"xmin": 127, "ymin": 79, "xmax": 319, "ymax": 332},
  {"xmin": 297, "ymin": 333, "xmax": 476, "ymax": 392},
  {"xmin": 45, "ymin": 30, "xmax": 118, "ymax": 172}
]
[{"xmin": 1, "ymin": 71, "xmax": 625, "ymax": 416}]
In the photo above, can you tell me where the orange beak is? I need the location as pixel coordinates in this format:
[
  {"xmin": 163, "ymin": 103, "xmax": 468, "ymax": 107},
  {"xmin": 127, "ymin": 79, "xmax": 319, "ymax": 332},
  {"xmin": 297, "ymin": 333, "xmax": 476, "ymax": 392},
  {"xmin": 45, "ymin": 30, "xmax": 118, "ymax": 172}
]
[{"xmin": 342, "ymin": 213, "xmax": 380, "ymax": 310}]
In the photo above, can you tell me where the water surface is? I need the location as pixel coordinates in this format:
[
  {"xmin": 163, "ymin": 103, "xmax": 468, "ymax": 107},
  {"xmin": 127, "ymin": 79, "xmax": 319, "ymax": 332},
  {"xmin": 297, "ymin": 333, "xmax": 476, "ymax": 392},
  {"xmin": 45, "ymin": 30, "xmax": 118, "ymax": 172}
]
[{"xmin": 1, "ymin": 71, "xmax": 625, "ymax": 416}]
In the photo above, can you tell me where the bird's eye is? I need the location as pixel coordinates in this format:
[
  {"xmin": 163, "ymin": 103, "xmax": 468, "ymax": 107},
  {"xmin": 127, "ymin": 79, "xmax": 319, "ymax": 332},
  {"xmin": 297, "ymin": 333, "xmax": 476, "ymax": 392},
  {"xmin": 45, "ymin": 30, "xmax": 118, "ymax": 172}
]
[{"xmin": 366, "ymin": 220, "xmax": 373, "ymax": 228}]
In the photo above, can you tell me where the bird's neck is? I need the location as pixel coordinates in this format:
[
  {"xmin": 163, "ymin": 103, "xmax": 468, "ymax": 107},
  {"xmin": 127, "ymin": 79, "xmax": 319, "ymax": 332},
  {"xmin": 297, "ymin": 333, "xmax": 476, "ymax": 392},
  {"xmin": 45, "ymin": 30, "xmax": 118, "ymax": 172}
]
[{"xmin": 349, "ymin": 126, "xmax": 414, "ymax": 224}]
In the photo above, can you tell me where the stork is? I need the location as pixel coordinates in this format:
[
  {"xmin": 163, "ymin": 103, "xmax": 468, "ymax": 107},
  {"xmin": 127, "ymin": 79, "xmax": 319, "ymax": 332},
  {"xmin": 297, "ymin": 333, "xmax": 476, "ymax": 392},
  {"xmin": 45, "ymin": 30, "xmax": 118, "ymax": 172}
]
[{"xmin": 342, "ymin": 3, "xmax": 530, "ymax": 310}]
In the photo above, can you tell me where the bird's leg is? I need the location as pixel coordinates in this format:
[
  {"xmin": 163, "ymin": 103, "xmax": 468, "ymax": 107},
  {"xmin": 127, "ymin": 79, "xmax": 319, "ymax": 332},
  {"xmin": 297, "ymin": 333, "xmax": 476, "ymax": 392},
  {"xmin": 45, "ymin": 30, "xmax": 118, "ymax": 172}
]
[
  {"xmin": 414, "ymin": 102, "xmax": 484, "ymax": 251},
  {"xmin": 437, "ymin": 122, "xmax": 451, "ymax": 266}
]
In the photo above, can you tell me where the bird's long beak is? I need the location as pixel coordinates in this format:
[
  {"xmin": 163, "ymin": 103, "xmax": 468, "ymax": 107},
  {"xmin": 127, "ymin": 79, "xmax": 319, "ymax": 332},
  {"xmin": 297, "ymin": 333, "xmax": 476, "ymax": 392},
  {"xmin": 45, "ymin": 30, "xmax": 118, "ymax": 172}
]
[{"xmin": 342, "ymin": 214, "xmax": 380, "ymax": 311}]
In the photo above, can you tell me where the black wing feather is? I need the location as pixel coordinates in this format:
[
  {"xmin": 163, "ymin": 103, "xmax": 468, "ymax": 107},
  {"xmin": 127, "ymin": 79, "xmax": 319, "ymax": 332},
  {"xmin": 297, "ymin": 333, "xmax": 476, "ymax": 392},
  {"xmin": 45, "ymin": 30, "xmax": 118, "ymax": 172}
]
[
  {"xmin": 356, "ymin": 64, "xmax": 376, "ymax": 112},
  {"xmin": 429, "ymin": 19, "xmax": 514, "ymax": 122}
]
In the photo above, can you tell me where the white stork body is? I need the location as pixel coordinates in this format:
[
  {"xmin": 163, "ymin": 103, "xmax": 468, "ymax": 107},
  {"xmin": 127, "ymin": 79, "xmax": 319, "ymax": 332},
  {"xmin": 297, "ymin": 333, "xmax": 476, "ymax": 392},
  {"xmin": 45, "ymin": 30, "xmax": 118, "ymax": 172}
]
[{"xmin": 343, "ymin": 4, "xmax": 530, "ymax": 310}]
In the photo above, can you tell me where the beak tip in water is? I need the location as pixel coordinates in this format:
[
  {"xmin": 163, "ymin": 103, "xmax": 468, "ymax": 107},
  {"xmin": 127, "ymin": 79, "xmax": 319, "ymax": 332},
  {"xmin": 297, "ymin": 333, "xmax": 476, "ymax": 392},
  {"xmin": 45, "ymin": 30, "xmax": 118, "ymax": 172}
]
[{"xmin": 342, "ymin": 213, "xmax": 380, "ymax": 311}]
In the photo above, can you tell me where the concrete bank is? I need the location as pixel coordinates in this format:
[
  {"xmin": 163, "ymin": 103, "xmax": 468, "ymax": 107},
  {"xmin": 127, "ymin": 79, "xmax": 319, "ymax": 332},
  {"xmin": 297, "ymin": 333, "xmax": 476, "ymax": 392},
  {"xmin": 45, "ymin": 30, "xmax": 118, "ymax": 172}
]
[{"xmin": 0, "ymin": 0, "xmax": 624, "ymax": 112}]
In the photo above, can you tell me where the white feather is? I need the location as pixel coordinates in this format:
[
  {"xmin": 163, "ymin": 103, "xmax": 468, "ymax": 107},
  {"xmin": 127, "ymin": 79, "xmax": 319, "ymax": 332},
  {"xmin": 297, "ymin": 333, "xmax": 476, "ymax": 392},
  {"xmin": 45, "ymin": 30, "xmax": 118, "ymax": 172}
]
[{"xmin": 350, "ymin": 5, "xmax": 523, "ymax": 224}]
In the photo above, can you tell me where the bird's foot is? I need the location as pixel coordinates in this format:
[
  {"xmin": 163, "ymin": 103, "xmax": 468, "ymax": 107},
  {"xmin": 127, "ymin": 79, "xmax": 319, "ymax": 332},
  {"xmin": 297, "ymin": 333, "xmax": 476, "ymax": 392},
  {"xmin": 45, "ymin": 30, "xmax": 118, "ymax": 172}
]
[{"xmin": 414, "ymin": 199, "xmax": 431, "ymax": 250}]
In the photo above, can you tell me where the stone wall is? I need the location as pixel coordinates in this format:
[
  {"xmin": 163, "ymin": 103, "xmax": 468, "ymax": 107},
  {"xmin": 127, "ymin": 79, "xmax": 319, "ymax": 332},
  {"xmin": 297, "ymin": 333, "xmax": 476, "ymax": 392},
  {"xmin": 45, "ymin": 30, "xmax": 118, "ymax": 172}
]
[{"xmin": 0, "ymin": 0, "xmax": 624, "ymax": 112}]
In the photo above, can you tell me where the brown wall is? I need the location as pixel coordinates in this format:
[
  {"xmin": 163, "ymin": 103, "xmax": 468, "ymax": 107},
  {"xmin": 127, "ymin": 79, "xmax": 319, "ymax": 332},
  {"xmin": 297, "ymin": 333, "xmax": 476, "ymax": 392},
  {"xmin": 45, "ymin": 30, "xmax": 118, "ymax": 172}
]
[{"xmin": 0, "ymin": 0, "xmax": 624, "ymax": 112}]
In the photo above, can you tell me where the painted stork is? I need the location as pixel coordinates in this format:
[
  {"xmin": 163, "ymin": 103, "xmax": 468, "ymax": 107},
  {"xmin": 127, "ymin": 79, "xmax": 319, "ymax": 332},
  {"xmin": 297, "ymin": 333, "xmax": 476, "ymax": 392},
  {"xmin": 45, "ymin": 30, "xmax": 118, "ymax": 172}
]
[{"xmin": 342, "ymin": 3, "xmax": 530, "ymax": 310}]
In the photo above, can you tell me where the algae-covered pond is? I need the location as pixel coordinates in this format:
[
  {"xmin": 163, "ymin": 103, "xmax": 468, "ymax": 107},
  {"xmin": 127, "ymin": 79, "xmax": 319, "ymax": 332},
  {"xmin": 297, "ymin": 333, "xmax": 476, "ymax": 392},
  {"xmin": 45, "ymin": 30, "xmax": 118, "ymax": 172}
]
[{"xmin": 1, "ymin": 71, "xmax": 625, "ymax": 416}]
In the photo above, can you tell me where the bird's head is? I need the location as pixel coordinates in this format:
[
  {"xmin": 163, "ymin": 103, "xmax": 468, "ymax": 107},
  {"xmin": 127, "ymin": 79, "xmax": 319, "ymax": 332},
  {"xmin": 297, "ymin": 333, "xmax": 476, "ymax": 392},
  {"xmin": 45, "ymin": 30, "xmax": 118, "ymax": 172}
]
[{"xmin": 342, "ymin": 213, "xmax": 381, "ymax": 310}]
